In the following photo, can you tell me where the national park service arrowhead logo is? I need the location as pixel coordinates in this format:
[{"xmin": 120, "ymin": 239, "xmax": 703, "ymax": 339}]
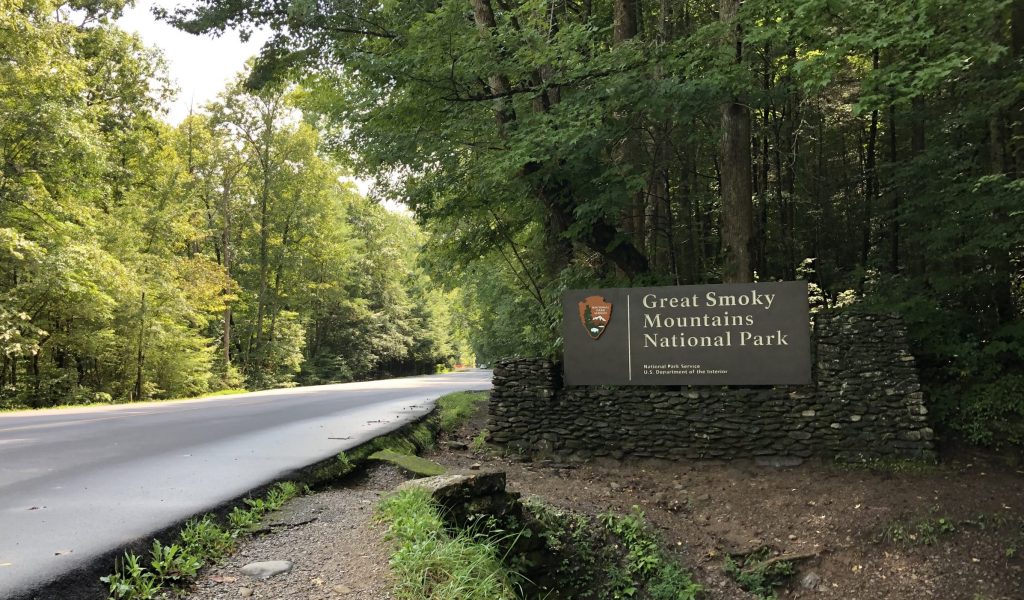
[{"xmin": 578, "ymin": 295, "xmax": 612, "ymax": 340}]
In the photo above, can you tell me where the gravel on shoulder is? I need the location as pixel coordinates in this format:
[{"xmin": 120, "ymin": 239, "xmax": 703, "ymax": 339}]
[{"xmin": 183, "ymin": 465, "xmax": 406, "ymax": 600}]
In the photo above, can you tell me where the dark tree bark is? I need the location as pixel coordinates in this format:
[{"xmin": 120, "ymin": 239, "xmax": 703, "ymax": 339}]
[
  {"xmin": 221, "ymin": 171, "xmax": 235, "ymax": 368},
  {"xmin": 1013, "ymin": 0, "xmax": 1024, "ymax": 176},
  {"xmin": 861, "ymin": 51, "xmax": 880, "ymax": 273},
  {"xmin": 986, "ymin": 6, "xmax": 1019, "ymax": 322},
  {"xmin": 886, "ymin": 104, "xmax": 900, "ymax": 273},
  {"xmin": 719, "ymin": 0, "xmax": 753, "ymax": 283},
  {"xmin": 133, "ymin": 292, "xmax": 146, "ymax": 402},
  {"xmin": 474, "ymin": 0, "xmax": 648, "ymax": 279},
  {"xmin": 613, "ymin": 0, "xmax": 638, "ymax": 44},
  {"xmin": 780, "ymin": 47, "xmax": 799, "ymax": 280},
  {"xmin": 613, "ymin": 0, "xmax": 645, "ymax": 257},
  {"xmin": 471, "ymin": 0, "xmax": 516, "ymax": 129}
]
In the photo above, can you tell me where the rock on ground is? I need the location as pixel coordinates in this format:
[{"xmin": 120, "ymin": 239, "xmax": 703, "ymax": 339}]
[
  {"xmin": 183, "ymin": 467, "xmax": 403, "ymax": 600},
  {"xmin": 240, "ymin": 561, "xmax": 292, "ymax": 580}
]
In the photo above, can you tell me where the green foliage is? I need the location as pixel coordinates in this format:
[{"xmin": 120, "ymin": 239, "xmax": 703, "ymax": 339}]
[
  {"xmin": 179, "ymin": 516, "xmax": 235, "ymax": 562},
  {"xmin": 470, "ymin": 429, "xmax": 490, "ymax": 453},
  {"xmin": 336, "ymin": 451, "xmax": 355, "ymax": 473},
  {"xmin": 100, "ymin": 541, "xmax": 202, "ymax": 600},
  {"xmin": 148, "ymin": 540, "xmax": 202, "ymax": 586},
  {"xmin": 14, "ymin": 0, "xmax": 1019, "ymax": 451},
  {"xmin": 1, "ymin": 3, "xmax": 468, "ymax": 408},
  {"xmin": 599, "ymin": 507, "xmax": 702, "ymax": 600},
  {"xmin": 102, "ymin": 477, "xmax": 307, "ymax": 599},
  {"xmin": 266, "ymin": 481, "xmax": 301, "ymax": 508},
  {"xmin": 1006, "ymin": 523, "xmax": 1024, "ymax": 559},
  {"xmin": 227, "ymin": 505, "xmax": 261, "ymax": 531},
  {"xmin": 722, "ymin": 547, "xmax": 795, "ymax": 600},
  {"xmin": 930, "ymin": 375, "xmax": 1024, "ymax": 449},
  {"xmin": 101, "ymin": 552, "xmax": 160, "ymax": 600},
  {"xmin": 518, "ymin": 501, "xmax": 700, "ymax": 600},
  {"xmin": 377, "ymin": 489, "xmax": 521, "ymax": 600},
  {"xmin": 165, "ymin": 0, "xmax": 1024, "ymax": 448}
]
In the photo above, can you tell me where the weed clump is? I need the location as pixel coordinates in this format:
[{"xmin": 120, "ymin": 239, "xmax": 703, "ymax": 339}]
[
  {"xmin": 101, "ymin": 481, "xmax": 301, "ymax": 600},
  {"xmin": 179, "ymin": 516, "xmax": 234, "ymax": 562},
  {"xmin": 515, "ymin": 503, "xmax": 701, "ymax": 600},
  {"xmin": 723, "ymin": 546, "xmax": 794, "ymax": 600},
  {"xmin": 378, "ymin": 488, "xmax": 521, "ymax": 600},
  {"xmin": 470, "ymin": 429, "xmax": 490, "ymax": 452},
  {"xmin": 875, "ymin": 515, "xmax": 957, "ymax": 546}
]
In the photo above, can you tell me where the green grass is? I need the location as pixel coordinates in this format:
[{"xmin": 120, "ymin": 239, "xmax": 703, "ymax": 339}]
[
  {"xmin": 436, "ymin": 391, "xmax": 488, "ymax": 432},
  {"xmin": 377, "ymin": 488, "xmax": 521, "ymax": 600}
]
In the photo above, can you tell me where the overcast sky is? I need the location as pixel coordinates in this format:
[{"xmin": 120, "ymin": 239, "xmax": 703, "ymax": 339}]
[
  {"xmin": 118, "ymin": 1, "xmax": 381, "ymax": 201},
  {"xmin": 117, "ymin": 0, "xmax": 270, "ymax": 124}
]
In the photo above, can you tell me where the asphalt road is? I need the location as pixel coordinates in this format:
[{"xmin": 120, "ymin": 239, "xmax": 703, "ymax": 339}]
[{"xmin": 0, "ymin": 370, "xmax": 491, "ymax": 598}]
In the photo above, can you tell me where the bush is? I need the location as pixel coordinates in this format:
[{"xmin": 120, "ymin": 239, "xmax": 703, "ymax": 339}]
[{"xmin": 932, "ymin": 375, "xmax": 1024, "ymax": 449}]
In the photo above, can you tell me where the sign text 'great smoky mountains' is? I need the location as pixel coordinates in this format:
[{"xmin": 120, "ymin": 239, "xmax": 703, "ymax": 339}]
[{"xmin": 563, "ymin": 282, "xmax": 811, "ymax": 386}]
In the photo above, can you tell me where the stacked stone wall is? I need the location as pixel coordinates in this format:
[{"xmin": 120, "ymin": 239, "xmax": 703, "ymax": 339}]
[{"xmin": 488, "ymin": 311, "xmax": 934, "ymax": 461}]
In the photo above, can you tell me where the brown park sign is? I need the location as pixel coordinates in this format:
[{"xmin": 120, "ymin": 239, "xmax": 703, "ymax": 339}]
[{"xmin": 562, "ymin": 282, "xmax": 811, "ymax": 386}]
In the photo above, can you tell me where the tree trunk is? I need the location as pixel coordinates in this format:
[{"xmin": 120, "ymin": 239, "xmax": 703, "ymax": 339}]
[
  {"xmin": 222, "ymin": 179, "xmax": 233, "ymax": 368},
  {"xmin": 475, "ymin": 0, "xmax": 647, "ymax": 278},
  {"xmin": 268, "ymin": 208, "xmax": 294, "ymax": 344},
  {"xmin": 861, "ymin": 52, "xmax": 880, "ymax": 272},
  {"xmin": 887, "ymin": 104, "xmax": 900, "ymax": 273},
  {"xmin": 659, "ymin": 0, "xmax": 673, "ymax": 40},
  {"xmin": 781, "ymin": 47, "xmax": 799, "ymax": 279},
  {"xmin": 613, "ymin": 0, "xmax": 645, "ymax": 258},
  {"xmin": 133, "ymin": 292, "xmax": 146, "ymax": 401},
  {"xmin": 719, "ymin": 0, "xmax": 753, "ymax": 283},
  {"xmin": 251, "ymin": 143, "xmax": 271, "ymax": 364},
  {"xmin": 987, "ymin": 7, "xmax": 1019, "ymax": 322},
  {"xmin": 470, "ymin": 0, "xmax": 515, "ymax": 129},
  {"xmin": 613, "ymin": 0, "xmax": 638, "ymax": 44},
  {"xmin": 644, "ymin": 151, "xmax": 672, "ymax": 274},
  {"xmin": 910, "ymin": 97, "xmax": 925, "ymax": 157},
  {"xmin": 755, "ymin": 105, "xmax": 769, "ymax": 278},
  {"xmin": 1013, "ymin": 0, "xmax": 1024, "ymax": 176}
]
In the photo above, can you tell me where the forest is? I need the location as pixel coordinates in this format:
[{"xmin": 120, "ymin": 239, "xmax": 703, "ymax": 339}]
[
  {"xmin": 3, "ymin": 0, "xmax": 1023, "ymax": 449},
  {"xmin": 0, "ymin": 0, "xmax": 473, "ymax": 409}
]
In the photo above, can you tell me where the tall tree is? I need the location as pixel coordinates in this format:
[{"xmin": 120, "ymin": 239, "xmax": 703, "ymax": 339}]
[{"xmin": 719, "ymin": 0, "xmax": 754, "ymax": 283}]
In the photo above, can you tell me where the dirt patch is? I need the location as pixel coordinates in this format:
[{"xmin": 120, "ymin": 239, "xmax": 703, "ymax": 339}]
[
  {"xmin": 184, "ymin": 402, "xmax": 1024, "ymax": 600},
  {"xmin": 428, "ymin": 405, "xmax": 1024, "ymax": 600}
]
